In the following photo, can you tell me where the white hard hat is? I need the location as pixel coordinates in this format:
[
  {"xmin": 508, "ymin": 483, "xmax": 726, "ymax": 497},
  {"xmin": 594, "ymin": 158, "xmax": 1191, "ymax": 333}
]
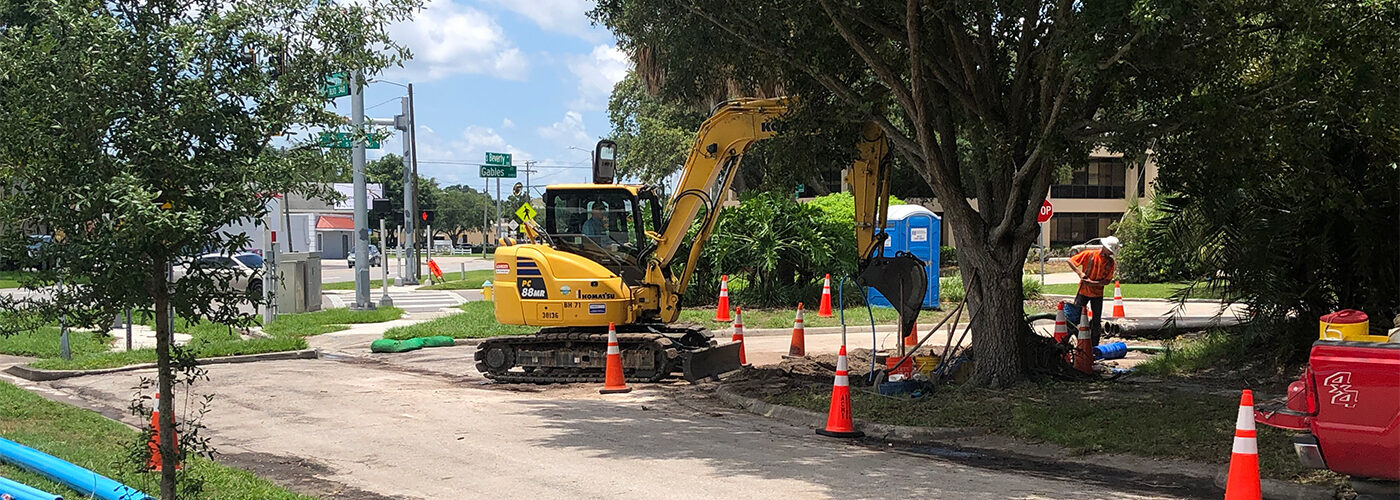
[{"xmin": 1101, "ymin": 236, "xmax": 1121, "ymax": 254}]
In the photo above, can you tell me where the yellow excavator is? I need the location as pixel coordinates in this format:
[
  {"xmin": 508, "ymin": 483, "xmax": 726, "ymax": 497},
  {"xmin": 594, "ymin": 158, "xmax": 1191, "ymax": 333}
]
[{"xmin": 475, "ymin": 98, "xmax": 928, "ymax": 383}]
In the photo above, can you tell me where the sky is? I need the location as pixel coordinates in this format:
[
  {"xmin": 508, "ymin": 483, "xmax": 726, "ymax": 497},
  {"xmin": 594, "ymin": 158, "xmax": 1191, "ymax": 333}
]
[{"xmin": 353, "ymin": 0, "xmax": 628, "ymax": 197}]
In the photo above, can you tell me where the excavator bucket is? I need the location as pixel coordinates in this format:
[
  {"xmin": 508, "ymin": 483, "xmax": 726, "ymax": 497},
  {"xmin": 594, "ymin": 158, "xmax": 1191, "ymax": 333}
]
[
  {"xmin": 856, "ymin": 253, "xmax": 929, "ymax": 341},
  {"xmin": 680, "ymin": 341, "xmax": 744, "ymax": 381}
]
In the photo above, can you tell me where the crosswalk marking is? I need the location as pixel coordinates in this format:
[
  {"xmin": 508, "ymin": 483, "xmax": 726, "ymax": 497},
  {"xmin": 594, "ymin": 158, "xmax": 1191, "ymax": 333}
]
[{"xmin": 325, "ymin": 289, "xmax": 466, "ymax": 312}]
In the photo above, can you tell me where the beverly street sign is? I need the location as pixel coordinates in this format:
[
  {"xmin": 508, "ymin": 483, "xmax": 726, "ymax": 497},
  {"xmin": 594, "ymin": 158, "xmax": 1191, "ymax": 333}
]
[{"xmin": 485, "ymin": 152, "xmax": 512, "ymax": 166}]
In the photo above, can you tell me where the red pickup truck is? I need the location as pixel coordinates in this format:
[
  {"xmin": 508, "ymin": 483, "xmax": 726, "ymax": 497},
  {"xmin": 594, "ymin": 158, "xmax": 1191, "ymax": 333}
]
[{"xmin": 1255, "ymin": 341, "xmax": 1400, "ymax": 483}]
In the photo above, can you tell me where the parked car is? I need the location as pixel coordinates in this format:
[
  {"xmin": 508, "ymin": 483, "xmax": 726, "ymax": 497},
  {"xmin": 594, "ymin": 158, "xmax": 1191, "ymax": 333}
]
[
  {"xmin": 347, "ymin": 244, "xmax": 381, "ymax": 268},
  {"xmin": 25, "ymin": 234, "xmax": 54, "ymax": 270},
  {"xmin": 176, "ymin": 252, "xmax": 263, "ymax": 296},
  {"xmin": 1069, "ymin": 238, "xmax": 1105, "ymax": 254}
]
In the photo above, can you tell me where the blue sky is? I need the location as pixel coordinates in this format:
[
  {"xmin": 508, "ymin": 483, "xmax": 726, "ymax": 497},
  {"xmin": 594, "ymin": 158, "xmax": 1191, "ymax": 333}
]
[{"xmin": 355, "ymin": 0, "xmax": 628, "ymax": 195}]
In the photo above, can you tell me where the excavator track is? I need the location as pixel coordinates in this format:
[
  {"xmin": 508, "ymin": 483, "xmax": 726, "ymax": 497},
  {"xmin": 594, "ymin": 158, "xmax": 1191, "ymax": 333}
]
[{"xmin": 473, "ymin": 325, "xmax": 741, "ymax": 384}]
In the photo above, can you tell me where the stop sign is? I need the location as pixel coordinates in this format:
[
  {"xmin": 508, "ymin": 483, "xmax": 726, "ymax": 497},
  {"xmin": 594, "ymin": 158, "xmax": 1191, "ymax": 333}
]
[{"xmin": 1037, "ymin": 200, "xmax": 1054, "ymax": 223}]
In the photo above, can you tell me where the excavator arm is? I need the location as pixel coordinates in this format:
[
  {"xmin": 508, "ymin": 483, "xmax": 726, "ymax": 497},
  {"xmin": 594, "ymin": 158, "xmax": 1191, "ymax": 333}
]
[{"xmin": 645, "ymin": 98, "xmax": 927, "ymax": 334}]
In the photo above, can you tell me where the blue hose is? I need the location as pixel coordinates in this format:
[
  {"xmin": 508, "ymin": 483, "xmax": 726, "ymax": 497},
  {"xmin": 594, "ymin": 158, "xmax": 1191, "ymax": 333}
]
[
  {"xmin": 0, "ymin": 438, "xmax": 151, "ymax": 500},
  {"xmin": 0, "ymin": 475, "xmax": 62, "ymax": 500}
]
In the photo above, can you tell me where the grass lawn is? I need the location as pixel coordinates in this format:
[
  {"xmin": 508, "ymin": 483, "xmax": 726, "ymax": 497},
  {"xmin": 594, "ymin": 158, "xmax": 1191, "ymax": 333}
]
[
  {"xmin": 0, "ymin": 270, "xmax": 33, "ymax": 289},
  {"xmin": 0, "ymin": 380, "xmax": 312, "ymax": 499},
  {"xmin": 15, "ymin": 308, "xmax": 402, "ymax": 371},
  {"xmin": 383, "ymin": 301, "xmax": 533, "ymax": 340},
  {"xmin": 1040, "ymin": 282, "xmax": 1222, "ymax": 299},
  {"xmin": 322, "ymin": 278, "xmax": 394, "ymax": 290},
  {"xmin": 1022, "ymin": 260, "xmax": 1074, "ymax": 275},
  {"xmin": 765, "ymin": 380, "xmax": 1334, "ymax": 483},
  {"xmin": 417, "ymin": 269, "xmax": 496, "ymax": 290}
]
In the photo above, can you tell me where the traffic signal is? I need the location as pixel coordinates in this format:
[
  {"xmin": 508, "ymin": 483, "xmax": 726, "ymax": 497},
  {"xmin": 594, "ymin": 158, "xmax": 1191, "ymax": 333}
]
[{"xmin": 421, "ymin": 210, "xmax": 434, "ymax": 224}]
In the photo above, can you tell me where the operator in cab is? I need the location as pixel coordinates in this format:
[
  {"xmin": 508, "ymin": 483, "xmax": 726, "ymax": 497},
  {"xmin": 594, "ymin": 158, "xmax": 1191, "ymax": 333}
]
[
  {"xmin": 1067, "ymin": 236, "xmax": 1119, "ymax": 346},
  {"xmin": 582, "ymin": 201, "xmax": 609, "ymax": 241}
]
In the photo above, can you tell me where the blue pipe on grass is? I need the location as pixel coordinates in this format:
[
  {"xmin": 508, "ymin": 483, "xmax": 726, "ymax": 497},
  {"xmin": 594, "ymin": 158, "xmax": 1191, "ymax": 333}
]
[
  {"xmin": 0, "ymin": 475, "xmax": 63, "ymax": 500},
  {"xmin": 0, "ymin": 438, "xmax": 151, "ymax": 500}
]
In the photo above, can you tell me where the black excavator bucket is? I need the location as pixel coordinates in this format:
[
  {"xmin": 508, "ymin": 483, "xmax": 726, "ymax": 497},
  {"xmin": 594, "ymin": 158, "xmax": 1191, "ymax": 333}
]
[
  {"xmin": 680, "ymin": 341, "xmax": 744, "ymax": 381},
  {"xmin": 856, "ymin": 252, "xmax": 930, "ymax": 340}
]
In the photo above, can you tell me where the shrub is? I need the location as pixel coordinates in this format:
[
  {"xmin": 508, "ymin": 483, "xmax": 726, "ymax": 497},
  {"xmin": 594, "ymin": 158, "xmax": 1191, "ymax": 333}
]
[
  {"xmin": 1022, "ymin": 277, "xmax": 1043, "ymax": 300},
  {"xmin": 1112, "ymin": 197, "xmax": 1194, "ymax": 283},
  {"xmin": 940, "ymin": 246, "xmax": 957, "ymax": 267},
  {"xmin": 940, "ymin": 275, "xmax": 964, "ymax": 303}
]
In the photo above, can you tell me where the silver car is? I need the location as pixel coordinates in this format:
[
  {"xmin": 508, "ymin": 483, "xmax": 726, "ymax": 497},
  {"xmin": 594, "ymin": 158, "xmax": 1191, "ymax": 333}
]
[
  {"xmin": 347, "ymin": 244, "xmax": 381, "ymax": 268},
  {"xmin": 178, "ymin": 252, "xmax": 263, "ymax": 296}
]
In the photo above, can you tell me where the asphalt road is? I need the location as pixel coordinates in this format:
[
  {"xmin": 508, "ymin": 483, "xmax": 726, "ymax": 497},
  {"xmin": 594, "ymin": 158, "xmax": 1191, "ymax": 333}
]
[
  {"xmin": 320, "ymin": 255, "xmax": 496, "ymax": 284},
  {"xmin": 33, "ymin": 347, "xmax": 1199, "ymax": 500}
]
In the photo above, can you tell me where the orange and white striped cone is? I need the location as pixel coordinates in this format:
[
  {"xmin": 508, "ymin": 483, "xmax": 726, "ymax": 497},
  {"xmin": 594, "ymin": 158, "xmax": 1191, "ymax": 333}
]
[
  {"xmin": 1224, "ymin": 390, "xmax": 1262, "ymax": 500},
  {"xmin": 1053, "ymin": 302, "xmax": 1069, "ymax": 343},
  {"xmin": 1112, "ymin": 281, "xmax": 1127, "ymax": 318},
  {"xmin": 714, "ymin": 275, "xmax": 732, "ymax": 322},
  {"xmin": 1074, "ymin": 313, "xmax": 1094, "ymax": 374},
  {"xmin": 599, "ymin": 322, "xmax": 632, "ymax": 394},
  {"xmin": 817, "ymin": 274, "xmax": 834, "ymax": 317},
  {"xmin": 147, "ymin": 393, "xmax": 181, "ymax": 471},
  {"xmin": 816, "ymin": 345, "xmax": 863, "ymax": 439},
  {"xmin": 785, "ymin": 303, "xmax": 806, "ymax": 358},
  {"xmin": 731, "ymin": 307, "xmax": 747, "ymax": 366}
]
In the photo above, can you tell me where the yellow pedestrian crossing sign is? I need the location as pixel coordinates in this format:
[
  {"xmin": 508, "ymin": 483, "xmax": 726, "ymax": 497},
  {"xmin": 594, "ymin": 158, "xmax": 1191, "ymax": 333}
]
[{"xmin": 514, "ymin": 203, "xmax": 537, "ymax": 222}]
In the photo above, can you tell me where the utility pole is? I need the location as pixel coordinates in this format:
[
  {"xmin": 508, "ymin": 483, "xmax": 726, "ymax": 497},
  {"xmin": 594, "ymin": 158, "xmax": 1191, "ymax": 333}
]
[
  {"xmin": 350, "ymin": 69, "xmax": 373, "ymax": 310},
  {"xmin": 495, "ymin": 178, "xmax": 501, "ymax": 245},
  {"xmin": 409, "ymin": 83, "xmax": 421, "ymax": 283},
  {"xmin": 482, "ymin": 178, "xmax": 489, "ymax": 259},
  {"xmin": 396, "ymin": 94, "xmax": 418, "ymax": 285},
  {"xmin": 524, "ymin": 160, "xmax": 535, "ymax": 208}
]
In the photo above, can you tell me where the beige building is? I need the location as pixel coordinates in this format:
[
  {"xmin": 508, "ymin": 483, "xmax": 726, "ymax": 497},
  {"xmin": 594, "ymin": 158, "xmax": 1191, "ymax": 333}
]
[{"xmin": 913, "ymin": 150, "xmax": 1159, "ymax": 248}]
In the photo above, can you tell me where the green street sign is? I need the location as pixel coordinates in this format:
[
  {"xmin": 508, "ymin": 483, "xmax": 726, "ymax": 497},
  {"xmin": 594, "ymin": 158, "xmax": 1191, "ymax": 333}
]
[
  {"xmin": 319, "ymin": 131, "xmax": 379, "ymax": 149},
  {"xmin": 480, "ymin": 165, "xmax": 517, "ymax": 178},
  {"xmin": 484, "ymin": 152, "xmax": 512, "ymax": 166},
  {"xmin": 322, "ymin": 72, "xmax": 350, "ymax": 99}
]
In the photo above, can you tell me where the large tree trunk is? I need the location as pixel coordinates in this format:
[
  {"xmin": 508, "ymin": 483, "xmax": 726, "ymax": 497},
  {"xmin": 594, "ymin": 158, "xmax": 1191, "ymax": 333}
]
[
  {"xmin": 958, "ymin": 248, "xmax": 1029, "ymax": 388},
  {"xmin": 152, "ymin": 261, "xmax": 178, "ymax": 499}
]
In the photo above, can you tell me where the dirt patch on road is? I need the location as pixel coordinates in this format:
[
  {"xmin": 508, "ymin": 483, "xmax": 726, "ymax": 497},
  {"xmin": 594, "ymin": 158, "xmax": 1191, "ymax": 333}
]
[{"xmin": 218, "ymin": 451, "xmax": 411, "ymax": 500}]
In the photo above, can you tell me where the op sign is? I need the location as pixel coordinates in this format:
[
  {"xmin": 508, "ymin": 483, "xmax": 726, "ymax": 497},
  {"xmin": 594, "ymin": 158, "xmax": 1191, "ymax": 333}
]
[{"xmin": 1037, "ymin": 200, "xmax": 1054, "ymax": 223}]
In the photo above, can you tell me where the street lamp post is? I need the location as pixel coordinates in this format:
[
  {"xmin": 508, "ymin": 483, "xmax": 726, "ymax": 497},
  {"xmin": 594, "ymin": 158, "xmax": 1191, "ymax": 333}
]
[{"xmin": 371, "ymin": 78, "xmax": 420, "ymax": 285}]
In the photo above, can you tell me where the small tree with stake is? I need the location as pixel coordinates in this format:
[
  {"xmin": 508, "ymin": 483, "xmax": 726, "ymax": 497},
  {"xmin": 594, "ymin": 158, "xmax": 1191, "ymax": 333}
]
[{"xmin": 0, "ymin": 0, "xmax": 416, "ymax": 497}]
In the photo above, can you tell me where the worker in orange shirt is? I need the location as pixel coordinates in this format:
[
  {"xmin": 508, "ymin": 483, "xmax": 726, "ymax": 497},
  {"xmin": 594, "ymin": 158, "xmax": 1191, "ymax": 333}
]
[{"xmin": 1066, "ymin": 236, "xmax": 1119, "ymax": 346}]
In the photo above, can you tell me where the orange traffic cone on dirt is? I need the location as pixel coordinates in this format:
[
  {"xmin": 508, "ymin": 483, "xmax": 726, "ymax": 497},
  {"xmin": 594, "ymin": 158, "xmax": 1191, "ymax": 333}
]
[
  {"xmin": 1074, "ymin": 313, "xmax": 1094, "ymax": 374},
  {"xmin": 1053, "ymin": 302, "xmax": 1069, "ymax": 343},
  {"xmin": 147, "ymin": 393, "xmax": 181, "ymax": 471},
  {"xmin": 1112, "ymin": 281, "xmax": 1127, "ymax": 318},
  {"xmin": 732, "ymin": 307, "xmax": 747, "ymax": 365},
  {"xmin": 715, "ymin": 275, "xmax": 732, "ymax": 322},
  {"xmin": 1224, "ymin": 390, "xmax": 1262, "ymax": 500},
  {"xmin": 903, "ymin": 321, "xmax": 918, "ymax": 349},
  {"xmin": 600, "ymin": 322, "xmax": 632, "ymax": 394},
  {"xmin": 785, "ymin": 303, "xmax": 806, "ymax": 358},
  {"xmin": 817, "ymin": 274, "xmax": 834, "ymax": 318},
  {"xmin": 816, "ymin": 345, "xmax": 864, "ymax": 438}
]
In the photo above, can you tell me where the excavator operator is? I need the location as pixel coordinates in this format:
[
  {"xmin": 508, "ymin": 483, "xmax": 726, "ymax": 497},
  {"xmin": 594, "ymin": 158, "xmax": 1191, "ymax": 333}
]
[{"xmin": 582, "ymin": 201, "xmax": 610, "ymax": 240}]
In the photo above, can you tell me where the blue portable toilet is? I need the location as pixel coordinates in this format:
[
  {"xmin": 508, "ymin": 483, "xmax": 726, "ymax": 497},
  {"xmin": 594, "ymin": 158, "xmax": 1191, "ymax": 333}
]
[{"xmin": 867, "ymin": 205, "xmax": 940, "ymax": 309}]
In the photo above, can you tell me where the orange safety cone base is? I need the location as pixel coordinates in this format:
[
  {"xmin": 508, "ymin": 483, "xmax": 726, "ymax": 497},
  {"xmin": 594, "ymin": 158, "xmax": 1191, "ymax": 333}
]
[
  {"xmin": 816, "ymin": 427, "xmax": 865, "ymax": 439},
  {"xmin": 600, "ymin": 386, "xmax": 633, "ymax": 394}
]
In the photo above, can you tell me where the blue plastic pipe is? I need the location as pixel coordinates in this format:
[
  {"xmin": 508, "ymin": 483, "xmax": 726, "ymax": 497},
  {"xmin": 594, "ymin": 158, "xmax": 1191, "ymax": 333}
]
[
  {"xmin": 0, "ymin": 438, "xmax": 151, "ymax": 500},
  {"xmin": 1093, "ymin": 342, "xmax": 1128, "ymax": 360},
  {"xmin": 0, "ymin": 475, "xmax": 62, "ymax": 500}
]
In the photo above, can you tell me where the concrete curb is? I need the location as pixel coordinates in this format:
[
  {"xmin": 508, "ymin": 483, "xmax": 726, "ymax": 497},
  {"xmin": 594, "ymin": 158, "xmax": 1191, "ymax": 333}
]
[
  {"xmin": 1043, "ymin": 293, "xmax": 1231, "ymax": 304},
  {"xmin": 717, "ymin": 386, "xmax": 1334, "ymax": 500},
  {"xmin": 3, "ymin": 349, "xmax": 320, "ymax": 382}
]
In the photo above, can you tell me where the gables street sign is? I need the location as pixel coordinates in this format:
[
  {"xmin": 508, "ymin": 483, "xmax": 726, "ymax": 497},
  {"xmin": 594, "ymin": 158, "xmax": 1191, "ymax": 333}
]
[{"xmin": 480, "ymin": 165, "xmax": 517, "ymax": 178}]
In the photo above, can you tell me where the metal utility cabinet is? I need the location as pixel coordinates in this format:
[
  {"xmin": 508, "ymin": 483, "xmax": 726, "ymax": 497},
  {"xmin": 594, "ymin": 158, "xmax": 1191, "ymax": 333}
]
[{"xmin": 276, "ymin": 252, "xmax": 323, "ymax": 313}]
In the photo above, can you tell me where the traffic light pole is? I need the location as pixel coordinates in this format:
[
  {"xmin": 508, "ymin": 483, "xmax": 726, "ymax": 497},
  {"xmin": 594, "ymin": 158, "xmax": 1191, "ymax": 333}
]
[{"xmin": 398, "ymin": 92, "xmax": 419, "ymax": 285}]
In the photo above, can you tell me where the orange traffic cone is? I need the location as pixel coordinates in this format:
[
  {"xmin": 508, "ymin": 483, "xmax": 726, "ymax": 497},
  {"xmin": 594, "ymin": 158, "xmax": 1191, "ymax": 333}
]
[
  {"xmin": 1053, "ymin": 302, "xmax": 1069, "ymax": 343},
  {"xmin": 147, "ymin": 393, "xmax": 181, "ymax": 471},
  {"xmin": 1074, "ymin": 313, "xmax": 1093, "ymax": 374},
  {"xmin": 600, "ymin": 322, "xmax": 631, "ymax": 394},
  {"xmin": 1224, "ymin": 390, "xmax": 1262, "ymax": 500},
  {"xmin": 903, "ymin": 321, "xmax": 918, "ymax": 349},
  {"xmin": 714, "ymin": 275, "xmax": 732, "ymax": 322},
  {"xmin": 816, "ymin": 345, "xmax": 863, "ymax": 438},
  {"xmin": 817, "ymin": 274, "xmax": 834, "ymax": 318},
  {"xmin": 732, "ymin": 307, "xmax": 747, "ymax": 366},
  {"xmin": 1112, "ymin": 281, "xmax": 1127, "ymax": 318},
  {"xmin": 785, "ymin": 303, "xmax": 806, "ymax": 358}
]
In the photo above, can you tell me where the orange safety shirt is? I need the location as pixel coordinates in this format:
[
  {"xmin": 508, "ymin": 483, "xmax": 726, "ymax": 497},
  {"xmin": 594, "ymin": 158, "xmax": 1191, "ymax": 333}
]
[{"xmin": 1069, "ymin": 248, "xmax": 1116, "ymax": 298}]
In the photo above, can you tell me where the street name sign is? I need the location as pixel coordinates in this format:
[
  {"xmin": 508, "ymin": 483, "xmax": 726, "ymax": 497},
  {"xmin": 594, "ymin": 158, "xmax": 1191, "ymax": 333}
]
[
  {"xmin": 322, "ymin": 72, "xmax": 350, "ymax": 99},
  {"xmin": 485, "ymin": 152, "xmax": 512, "ymax": 166}
]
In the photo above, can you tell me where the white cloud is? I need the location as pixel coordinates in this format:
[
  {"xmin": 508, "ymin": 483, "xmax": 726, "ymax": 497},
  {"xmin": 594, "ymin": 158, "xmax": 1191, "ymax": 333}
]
[
  {"xmin": 384, "ymin": 0, "xmax": 529, "ymax": 82},
  {"xmin": 567, "ymin": 44, "xmax": 630, "ymax": 110},
  {"xmin": 537, "ymin": 111, "xmax": 591, "ymax": 146},
  {"xmin": 501, "ymin": 118, "xmax": 515, "ymax": 129},
  {"xmin": 482, "ymin": 0, "xmax": 602, "ymax": 40}
]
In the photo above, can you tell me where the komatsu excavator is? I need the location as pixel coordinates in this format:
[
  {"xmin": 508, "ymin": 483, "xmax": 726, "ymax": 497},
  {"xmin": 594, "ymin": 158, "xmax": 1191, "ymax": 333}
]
[{"xmin": 474, "ymin": 98, "xmax": 929, "ymax": 383}]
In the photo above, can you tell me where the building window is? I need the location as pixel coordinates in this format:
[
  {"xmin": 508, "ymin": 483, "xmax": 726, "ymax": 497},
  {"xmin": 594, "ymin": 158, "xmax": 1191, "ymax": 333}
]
[
  {"xmin": 1051, "ymin": 157, "xmax": 1126, "ymax": 199},
  {"xmin": 1050, "ymin": 212, "xmax": 1122, "ymax": 246}
]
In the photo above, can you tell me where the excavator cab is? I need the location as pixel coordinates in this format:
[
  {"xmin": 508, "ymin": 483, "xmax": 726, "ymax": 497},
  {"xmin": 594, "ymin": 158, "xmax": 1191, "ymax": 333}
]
[{"xmin": 540, "ymin": 184, "xmax": 663, "ymax": 283}]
